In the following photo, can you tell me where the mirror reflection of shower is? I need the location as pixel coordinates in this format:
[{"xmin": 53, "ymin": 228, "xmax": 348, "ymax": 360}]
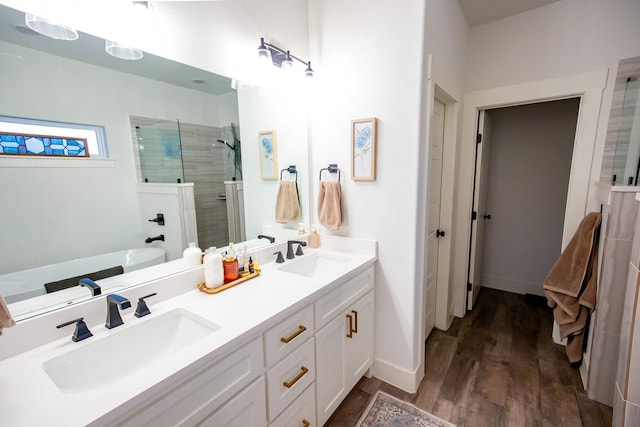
[
  {"xmin": 132, "ymin": 117, "xmax": 244, "ymax": 249},
  {"xmin": 218, "ymin": 122, "xmax": 242, "ymax": 181}
]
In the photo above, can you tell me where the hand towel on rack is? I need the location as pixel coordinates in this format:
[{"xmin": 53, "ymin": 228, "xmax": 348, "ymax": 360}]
[
  {"xmin": 317, "ymin": 181, "xmax": 342, "ymax": 230},
  {"xmin": 0, "ymin": 293, "xmax": 16, "ymax": 336},
  {"xmin": 543, "ymin": 212, "xmax": 601, "ymax": 363},
  {"xmin": 275, "ymin": 181, "xmax": 301, "ymax": 223}
]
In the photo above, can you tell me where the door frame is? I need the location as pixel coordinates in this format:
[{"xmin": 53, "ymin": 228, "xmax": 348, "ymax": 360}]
[{"xmin": 452, "ymin": 70, "xmax": 608, "ymax": 318}]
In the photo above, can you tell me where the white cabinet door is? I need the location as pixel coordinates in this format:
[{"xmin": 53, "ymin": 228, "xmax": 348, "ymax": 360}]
[
  {"xmin": 345, "ymin": 291, "xmax": 373, "ymax": 386},
  {"xmin": 315, "ymin": 291, "xmax": 374, "ymax": 426},
  {"xmin": 315, "ymin": 309, "xmax": 347, "ymax": 426}
]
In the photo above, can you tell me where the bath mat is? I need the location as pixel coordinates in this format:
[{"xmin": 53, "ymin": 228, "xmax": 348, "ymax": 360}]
[{"xmin": 357, "ymin": 391, "xmax": 456, "ymax": 427}]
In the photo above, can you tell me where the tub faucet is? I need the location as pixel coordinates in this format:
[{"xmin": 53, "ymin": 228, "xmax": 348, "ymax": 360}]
[
  {"xmin": 286, "ymin": 240, "xmax": 307, "ymax": 259},
  {"xmin": 145, "ymin": 234, "xmax": 165, "ymax": 244},
  {"xmin": 79, "ymin": 278, "xmax": 101, "ymax": 296},
  {"xmin": 105, "ymin": 294, "xmax": 131, "ymax": 329},
  {"xmin": 257, "ymin": 234, "xmax": 276, "ymax": 243}
]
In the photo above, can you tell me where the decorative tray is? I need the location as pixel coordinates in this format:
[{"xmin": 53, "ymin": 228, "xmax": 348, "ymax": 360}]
[{"xmin": 197, "ymin": 269, "xmax": 261, "ymax": 294}]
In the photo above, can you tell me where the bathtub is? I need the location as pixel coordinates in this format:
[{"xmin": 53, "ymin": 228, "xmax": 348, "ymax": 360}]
[{"xmin": 0, "ymin": 248, "xmax": 166, "ymax": 305}]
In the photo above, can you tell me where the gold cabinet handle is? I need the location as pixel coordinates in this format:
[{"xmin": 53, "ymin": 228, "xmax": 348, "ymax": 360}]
[
  {"xmin": 352, "ymin": 310, "xmax": 358, "ymax": 334},
  {"xmin": 280, "ymin": 325, "xmax": 307, "ymax": 344},
  {"xmin": 283, "ymin": 366, "xmax": 309, "ymax": 388},
  {"xmin": 346, "ymin": 314, "xmax": 354, "ymax": 338},
  {"xmin": 302, "ymin": 420, "xmax": 310, "ymax": 427}
]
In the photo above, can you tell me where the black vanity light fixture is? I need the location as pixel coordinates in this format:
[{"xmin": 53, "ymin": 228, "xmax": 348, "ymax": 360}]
[{"xmin": 257, "ymin": 37, "xmax": 314, "ymax": 78}]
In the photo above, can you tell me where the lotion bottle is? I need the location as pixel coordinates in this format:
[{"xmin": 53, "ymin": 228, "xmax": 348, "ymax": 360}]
[
  {"xmin": 204, "ymin": 248, "xmax": 224, "ymax": 289},
  {"xmin": 183, "ymin": 242, "xmax": 202, "ymax": 267},
  {"xmin": 309, "ymin": 225, "xmax": 320, "ymax": 248}
]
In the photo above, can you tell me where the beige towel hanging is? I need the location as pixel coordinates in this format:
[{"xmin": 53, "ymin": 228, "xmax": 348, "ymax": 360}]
[
  {"xmin": 317, "ymin": 181, "xmax": 342, "ymax": 230},
  {"xmin": 0, "ymin": 293, "xmax": 16, "ymax": 336},
  {"xmin": 275, "ymin": 181, "xmax": 301, "ymax": 223},
  {"xmin": 543, "ymin": 212, "xmax": 601, "ymax": 363}
]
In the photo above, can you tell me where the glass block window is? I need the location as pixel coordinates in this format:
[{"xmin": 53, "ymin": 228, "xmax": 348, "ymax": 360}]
[{"xmin": 0, "ymin": 116, "xmax": 108, "ymax": 158}]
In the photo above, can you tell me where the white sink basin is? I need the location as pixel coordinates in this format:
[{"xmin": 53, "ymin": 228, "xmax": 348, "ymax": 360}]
[
  {"xmin": 278, "ymin": 253, "xmax": 351, "ymax": 278},
  {"xmin": 43, "ymin": 309, "xmax": 219, "ymax": 392}
]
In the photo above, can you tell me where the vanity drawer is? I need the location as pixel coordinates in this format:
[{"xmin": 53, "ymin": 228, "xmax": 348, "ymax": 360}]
[
  {"xmin": 264, "ymin": 305, "xmax": 314, "ymax": 367},
  {"xmin": 270, "ymin": 382, "xmax": 316, "ymax": 427},
  {"xmin": 109, "ymin": 336, "xmax": 263, "ymax": 427},
  {"xmin": 266, "ymin": 338, "xmax": 316, "ymax": 421},
  {"xmin": 199, "ymin": 377, "xmax": 267, "ymax": 427},
  {"xmin": 315, "ymin": 267, "xmax": 374, "ymax": 329}
]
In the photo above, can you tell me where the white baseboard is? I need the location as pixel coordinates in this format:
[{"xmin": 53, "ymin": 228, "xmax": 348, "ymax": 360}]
[
  {"xmin": 482, "ymin": 274, "xmax": 545, "ymax": 296},
  {"xmin": 372, "ymin": 357, "xmax": 422, "ymax": 393}
]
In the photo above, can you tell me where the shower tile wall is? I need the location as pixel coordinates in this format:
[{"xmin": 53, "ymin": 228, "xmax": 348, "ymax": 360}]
[
  {"xmin": 180, "ymin": 123, "xmax": 230, "ymax": 249},
  {"xmin": 589, "ymin": 191, "xmax": 638, "ymax": 406}
]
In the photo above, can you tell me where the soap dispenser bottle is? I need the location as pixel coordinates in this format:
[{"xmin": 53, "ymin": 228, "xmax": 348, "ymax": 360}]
[
  {"xmin": 204, "ymin": 247, "xmax": 224, "ymax": 289},
  {"xmin": 183, "ymin": 242, "xmax": 202, "ymax": 267},
  {"xmin": 223, "ymin": 242, "xmax": 239, "ymax": 283},
  {"xmin": 309, "ymin": 225, "xmax": 320, "ymax": 248}
]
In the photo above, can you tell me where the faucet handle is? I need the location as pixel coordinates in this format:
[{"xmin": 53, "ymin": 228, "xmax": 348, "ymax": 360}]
[
  {"xmin": 135, "ymin": 293, "xmax": 157, "ymax": 318},
  {"xmin": 296, "ymin": 244, "xmax": 305, "ymax": 256},
  {"xmin": 274, "ymin": 251, "xmax": 285, "ymax": 263},
  {"xmin": 57, "ymin": 317, "xmax": 93, "ymax": 342}
]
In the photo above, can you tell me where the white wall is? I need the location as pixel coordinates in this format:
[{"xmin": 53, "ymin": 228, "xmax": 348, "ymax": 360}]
[
  {"xmin": 465, "ymin": 0, "xmax": 640, "ymax": 207},
  {"xmin": 308, "ymin": 0, "xmax": 430, "ymax": 392},
  {"xmin": 482, "ymin": 99, "xmax": 579, "ymax": 296},
  {"xmin": 0, "ymin": 41, "xmax": 229, "ymax": 275}
]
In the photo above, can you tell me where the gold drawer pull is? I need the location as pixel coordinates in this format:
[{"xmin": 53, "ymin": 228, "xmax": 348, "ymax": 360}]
[
  {"xmin": 346, "ymin": 314, "xmax": 354, "ymax": 338},
  {"xmin": 302, "ymin": 419, "xmax": 310, "ymax": 427},
  {"xmin": 280, "ymin": 325, "xmax": 307, "ymax": 344},
  {"xmin": 352, "ymin": 310, "xmax": 358, "ymax": 334},
  {"xmin": 283, "ymin": 366, "xmax": 309, "ymax": 388}
]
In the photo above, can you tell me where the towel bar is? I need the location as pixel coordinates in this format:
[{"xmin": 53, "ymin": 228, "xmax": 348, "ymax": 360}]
[
  {"xmin": 319, "ymin": 164, "xmax": 341, "ymax": 181},
  {"xmin": 280, "ymin": 165, "xmax": 298, "ymax": 182}
]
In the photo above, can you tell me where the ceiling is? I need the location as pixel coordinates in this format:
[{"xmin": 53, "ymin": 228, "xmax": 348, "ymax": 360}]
[
  {"xmin": 0, "ymin": 4, "xmax": 234, "ymax": 95},
  {"xmin": 457, "ymin": 0, "xmax": 561, "ymax": 27}
]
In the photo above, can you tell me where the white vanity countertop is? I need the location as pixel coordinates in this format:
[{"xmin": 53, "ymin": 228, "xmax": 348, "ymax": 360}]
[{"xmin": 0, "ymin": 240, "xmax": 376, "ymax": 427}]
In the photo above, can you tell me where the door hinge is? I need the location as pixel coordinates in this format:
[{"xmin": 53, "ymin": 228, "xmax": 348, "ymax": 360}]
[
  {"xmin": 467, "ymin": 282, "xmax": 472, "ymax": 291},
  {"xmin": 471, "ymin": 211, "xmax": 477, "ymax": 221},
  {"xmin": 476, "ymin": 134, "xmax": 482, "ymax": 144}
]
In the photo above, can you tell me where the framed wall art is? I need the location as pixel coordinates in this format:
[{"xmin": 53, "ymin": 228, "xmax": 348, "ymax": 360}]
[
  {"xmin": 259, "ymin": 130, "xmax": 278, "ymax": 180},
  {"xmin": 351, "ymin": 117, "xmax": 377, "ymax": 181}
]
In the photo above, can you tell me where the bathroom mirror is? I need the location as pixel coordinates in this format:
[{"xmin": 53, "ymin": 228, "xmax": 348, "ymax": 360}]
[{"xmin": 0, "ymin": 3, "xmax": 310, "ymax": 320}]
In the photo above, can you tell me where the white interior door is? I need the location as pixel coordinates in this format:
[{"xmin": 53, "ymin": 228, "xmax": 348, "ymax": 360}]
[
  {"xmin": 424, "ymin": 99, "xmax": 445, "ymax": 338},
  {"xmin": 467, "ymin": 110, "xmax": 492, "ymax": 310}
]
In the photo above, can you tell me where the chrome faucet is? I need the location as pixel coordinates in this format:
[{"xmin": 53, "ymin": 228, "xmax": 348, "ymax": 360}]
[
  {"xmin": 105, "ymin": 294, "xmax": 131, "ymax": 329},
  {"xmin": 79, "ymin": 278, "xmax": 101, "ymax": 296},
  {"xmin": 286, "ymin": 240, "xmax": 307, "ymax": 259}
]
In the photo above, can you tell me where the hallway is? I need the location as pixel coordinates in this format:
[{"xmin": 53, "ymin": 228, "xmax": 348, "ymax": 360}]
[{"xmin": 325, "ymin": 288, "xmax": 612, "ymax": 426}]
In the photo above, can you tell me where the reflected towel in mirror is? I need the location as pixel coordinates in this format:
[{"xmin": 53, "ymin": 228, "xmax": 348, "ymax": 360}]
[
  {"xmin": 275, "ymin": 181, "xmax": 301, "ymax": 223},
  {"xmin": 0, "ymin": 294, "xmax": 16, "ymax": 335},
  {"xmin": 317, "ymin": 181, "xmax": 342, "ymax": 230}
]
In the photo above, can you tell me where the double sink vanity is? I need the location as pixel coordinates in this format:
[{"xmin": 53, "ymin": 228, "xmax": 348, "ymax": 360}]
[{"xmin": 0, "ymin": 235, "xmax": 377, "ymax": 427}]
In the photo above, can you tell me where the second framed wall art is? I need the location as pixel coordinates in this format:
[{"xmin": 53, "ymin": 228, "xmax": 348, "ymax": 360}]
[{"xmin": 351, "ymin": 117, "xmax": 377, "ymax": 181}]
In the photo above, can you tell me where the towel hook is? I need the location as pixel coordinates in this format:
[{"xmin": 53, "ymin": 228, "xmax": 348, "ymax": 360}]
[
  {"xmin": 319, "ymin": 163, "xmax": 341, "ymax": 182},
  {"xmin": 280, "ymin": 165, "xmax": 298, "ymax": 183}
]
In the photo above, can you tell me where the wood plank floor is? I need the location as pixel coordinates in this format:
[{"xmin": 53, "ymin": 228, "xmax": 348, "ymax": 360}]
[{"xmin": 324, "ymin": 288, "xmax": 613, "ymax": 427}]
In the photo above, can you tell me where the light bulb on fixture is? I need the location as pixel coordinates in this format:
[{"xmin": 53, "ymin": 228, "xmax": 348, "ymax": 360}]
[
  {"xmin": 281, "ymin": 51, "xmax": 294, "ymax": 70},
  {"xmin": 105, "ymin": 40, "xmax": 143, "ymax": 61},
  {"xmin": 305, "ymin": 62, "xmax": 314, "ymax": 78},
  {"xmin": 24, "ymin": 13, "xmax": 78, "ymax": 41},
  {"xmin": 257, "ymin": 37, "xmax": 271, "ymax": 64}
]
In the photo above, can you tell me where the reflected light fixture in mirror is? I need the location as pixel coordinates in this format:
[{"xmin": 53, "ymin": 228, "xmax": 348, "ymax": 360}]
[
  {"xmin": 257, "ymin": 37, "xmax": 313, "ymax": 78},
  {"xmin": 24, "ymin": 13, "xmax": 78, "ymax": 41},
  {"xmin": 105, "ymin": 40, "xmax": 144, "ymax": 61}
]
